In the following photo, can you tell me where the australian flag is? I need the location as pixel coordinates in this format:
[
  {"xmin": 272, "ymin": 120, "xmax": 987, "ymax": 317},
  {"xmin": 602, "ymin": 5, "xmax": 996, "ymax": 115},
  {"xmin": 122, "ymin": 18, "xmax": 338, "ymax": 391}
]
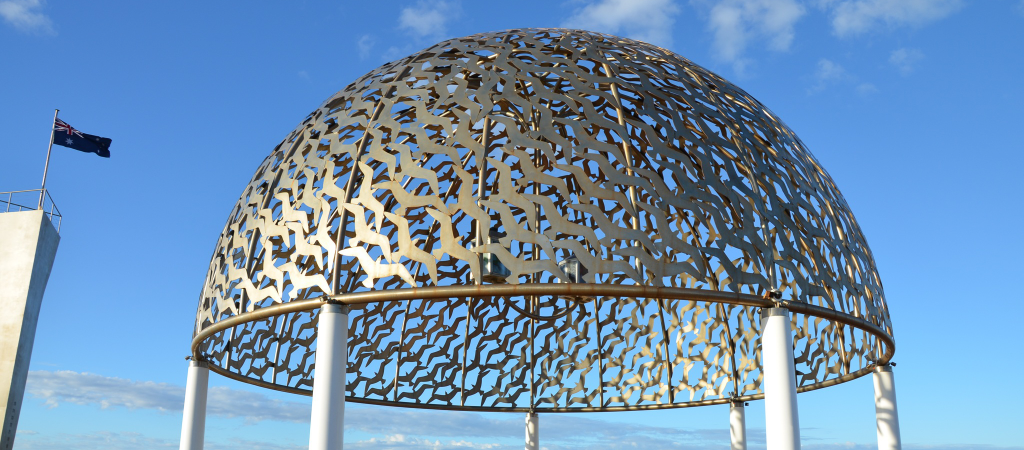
[{"xmin": 53, "ymin": 118, "xmax": 111, "ymax": 158}]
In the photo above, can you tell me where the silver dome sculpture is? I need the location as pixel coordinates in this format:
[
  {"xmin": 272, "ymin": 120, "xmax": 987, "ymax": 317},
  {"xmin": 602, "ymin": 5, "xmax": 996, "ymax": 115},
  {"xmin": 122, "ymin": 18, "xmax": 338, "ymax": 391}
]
[{"xmin": 181, "ymin": 28, "xmax": 899, "ymax": 450}]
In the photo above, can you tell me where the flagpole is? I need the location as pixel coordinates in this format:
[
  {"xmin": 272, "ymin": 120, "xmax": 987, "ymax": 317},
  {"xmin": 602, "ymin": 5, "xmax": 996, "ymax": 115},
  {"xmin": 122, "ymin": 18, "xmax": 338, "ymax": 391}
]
[{"xmin": 39, "ymin": 109, "xmax": 58, "ymax": 209}]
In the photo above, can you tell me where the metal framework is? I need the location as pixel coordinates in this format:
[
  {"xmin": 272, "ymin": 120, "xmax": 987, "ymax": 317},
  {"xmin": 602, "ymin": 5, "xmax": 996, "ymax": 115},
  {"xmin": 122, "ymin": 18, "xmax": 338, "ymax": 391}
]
[
  {"xmin": 1, "ymin": 189, "xmax": 62, "ymax": 231},
  {"xmin": 191, "ymin": 28, "xmax": 893, "ymax": 413}
]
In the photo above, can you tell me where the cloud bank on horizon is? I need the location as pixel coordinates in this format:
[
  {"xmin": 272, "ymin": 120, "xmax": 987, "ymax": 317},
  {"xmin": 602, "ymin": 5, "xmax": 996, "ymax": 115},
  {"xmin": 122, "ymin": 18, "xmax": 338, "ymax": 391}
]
[
  {"xmin": 24, "ymin": 370, "xmax": 748, "ymax": 449},
  {"xmin": 24, "ymin": 370, "xmax": 1024, "ymax": 450}
]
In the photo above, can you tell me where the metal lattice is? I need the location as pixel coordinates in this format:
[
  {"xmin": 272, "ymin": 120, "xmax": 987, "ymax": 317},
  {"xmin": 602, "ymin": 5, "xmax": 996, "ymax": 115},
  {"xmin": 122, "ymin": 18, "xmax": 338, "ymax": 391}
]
[{"xmin": 192, "ymin": 28, "xmax": 893, "ymax": 412}]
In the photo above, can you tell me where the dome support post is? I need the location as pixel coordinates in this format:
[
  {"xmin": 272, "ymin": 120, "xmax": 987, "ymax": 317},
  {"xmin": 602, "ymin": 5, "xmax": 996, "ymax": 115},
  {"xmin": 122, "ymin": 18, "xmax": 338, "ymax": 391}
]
[
  {"xmin": 761, "ymin": 307, "xmax": 800, "ymax": 450},
  {"xmin": 873, "ymin": 365, "xmax": 902, "ymax": 450},
  {"xmin": 730, "ymin": 400, "xmax": 747, "ymax": 450},
  {"xmin": 179, "ymin": 360, "xmax": 209, "ymax": 450},
  {"xmin": 525, "ymin": 412, "xmax": 539, "ymax": 450},
  {"xmin": 309, "ymin": 304, "xmax": 349, "ymax": 450}
]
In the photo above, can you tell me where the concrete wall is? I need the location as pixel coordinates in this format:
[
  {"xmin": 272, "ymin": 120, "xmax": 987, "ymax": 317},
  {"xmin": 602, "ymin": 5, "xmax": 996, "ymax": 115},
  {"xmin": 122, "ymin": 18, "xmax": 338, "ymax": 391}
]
[{"xmin": 0, "ymin": 210, "xmax": 59, "ymax": 450}]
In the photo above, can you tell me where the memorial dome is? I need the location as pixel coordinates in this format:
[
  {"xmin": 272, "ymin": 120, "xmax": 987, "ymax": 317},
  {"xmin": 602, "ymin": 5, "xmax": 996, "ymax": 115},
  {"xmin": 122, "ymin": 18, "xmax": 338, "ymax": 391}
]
[{"xmin": 192, "ymin": 28, "xmax": 893, "ymax": 411}]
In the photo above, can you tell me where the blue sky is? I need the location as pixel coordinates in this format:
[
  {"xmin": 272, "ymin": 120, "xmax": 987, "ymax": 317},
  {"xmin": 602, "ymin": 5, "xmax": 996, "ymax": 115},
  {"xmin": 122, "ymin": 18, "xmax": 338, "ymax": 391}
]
[{"xmin": 2, "ymin": 0, "xmax": 1023, "ymax": 449}]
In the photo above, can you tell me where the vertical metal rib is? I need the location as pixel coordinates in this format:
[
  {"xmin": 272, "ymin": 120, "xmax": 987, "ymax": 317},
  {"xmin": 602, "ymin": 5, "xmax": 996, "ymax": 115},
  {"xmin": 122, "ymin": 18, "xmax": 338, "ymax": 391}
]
[
  {"xmin": 602, "ymin": 61, "xmax": 642, "ymax": 251},
  {"xmin": 655, "ymin": 300, "xmax": 674, "ymax": 403},
  {"xmin": 838, "ymin": 324, "xmax": 849, "ymax": 375},
  {"xmin": 462, "ymin": 117, "xmax": 490, "ymax": 406},
  {"xmin": 270, "ymin": 315, "xmax": 285, "ymax": 385},
  {"xmin": 604, "ymin": 60, "xmax": 673, "ymax": 402},
  {"xmin": 460, "ymin": 299, "xmax": 472, "ymax": 407},
  {"xmin": 329, "ymin": 100, "xmax": 383, "ymax": 295},
  {"xmin": 679, "ymin": 209, "xmax": 743, "ymax": 398},
  {"xmin": 683, "ymin": 67, "xmax": 781, "ymax": 400},
  {"xmin": 392, "ymin": 300, "xmax": 411, "ymax": 402},
  {"xmin": 685, "ymin": 66, "xmax": 779, "ymax": 293},
  {"xmin": 529, "ymin": 150, "xmax": 540, "ymax": 411},
  {"xmin": 391, "ymin": 148, "xmax": 475, "ymax": 403},
  {"xmin": 529, "ymin": 297, "xmax": 536, "ymax": 410},
  {"xmin": 224, "ymin": 326, "xmax": 235, "ymax": 368},
  {"xmin": 476, "ymin": 117, "xmax": 491, "ymax": 247},
  {"xmin": 342, "ymin": 149, "xmax": 475, "ymax": 295},
  {"xmin": 719, "ymin": 303, "xmax": 742, "ymax": 398},
  {"xmin": 593, "ymin": 296, "xmax": 606, "ymax": 407},
  {"xmin": 330, "ymin": 67, "xmax": 412, "ymax": 296}
]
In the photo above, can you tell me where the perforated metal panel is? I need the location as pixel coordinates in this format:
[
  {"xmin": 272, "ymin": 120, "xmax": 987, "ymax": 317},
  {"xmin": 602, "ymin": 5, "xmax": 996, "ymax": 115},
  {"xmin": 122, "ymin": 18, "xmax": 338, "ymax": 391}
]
[{"xmin": 192, "ymin": 28, "xmax": 893, "ymax": 412}]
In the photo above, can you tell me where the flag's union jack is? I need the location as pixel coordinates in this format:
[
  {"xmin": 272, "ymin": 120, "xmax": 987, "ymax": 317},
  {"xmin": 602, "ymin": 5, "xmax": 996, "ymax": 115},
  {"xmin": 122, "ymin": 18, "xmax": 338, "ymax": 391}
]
[
  {"xmin": 50, "ymin": 116, "xmax": 112, "ymax": 157},
  {"xmin": 54, "ymin": 118, "xmax": 84, "ymax": 138}
]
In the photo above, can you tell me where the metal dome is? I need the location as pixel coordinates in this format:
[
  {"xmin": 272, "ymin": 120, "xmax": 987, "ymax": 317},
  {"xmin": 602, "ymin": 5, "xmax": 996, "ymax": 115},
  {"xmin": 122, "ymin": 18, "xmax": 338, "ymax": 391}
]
[{"xmin": 192, "ymin": 28, "xmax": 893, "ymax": 412}]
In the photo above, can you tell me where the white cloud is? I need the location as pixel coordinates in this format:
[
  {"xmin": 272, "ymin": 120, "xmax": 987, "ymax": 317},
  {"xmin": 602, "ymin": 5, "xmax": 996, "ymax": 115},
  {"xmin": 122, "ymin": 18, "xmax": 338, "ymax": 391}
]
[
  {"xmin": 889, "ymin": 47, "xmax": 923, "ymax": 75},
  {"xmin": 381, "ymin": 46, "xmax": 407, "ymax": 63},
  {"xmin": 701, "ymin": 0, "xmax": 805, "ymax": 73},
  {"xmin": 0, "ymin": 0, "xmax": 53, "ymax": 34},
  {"xmin": 563, "ymin": 0, "xmax": 681, "ymax": 48},
  {"xmin": 15, "ymin": 431, "xmax": 498, "ymax": 450},
  {"xmin": 358, "ymin": 35, "xmax": 375, "ymax": 60},
  {"xmin": 1017, "ymin": 0, "xmax": 1024, "ymax": 16},
  {"xmin": 344, "ymin": 410, "xmax": 759, "ymax": 450},
  {"xmin": 24, "ymin": 372, "xmax": 1024, "ymax": 450},
  {"xmin": 808, "ymin": 58, "xmax": 852, "ymax": 93},
  {"xmin": 26, "ymin": 370, "xmax": 310, "ymax": 423},
  {"xmin": 827, "ymin": 0, "xmax": 963, "ymax": 37},
  {"xmin": 15, "ymin": 431, "xmax": 311, "ymax": 450},
  {"xmin": 28, "ymin": 370, "xmax": 182, "ymax": 411},
  {"xmin": 807, "ymin": 58, "xmax": 881, "ymax": 96},
  {"xmin": 816, "ymin": 58, "xmax": 847, "ymax": 81},
  {"xmin": 398, "ymin": 0, "xmax": 459, "ymax": 40},
  {"xmin": 856, "ymin": 82, "xmax": 878, "ymax": 95},
  {"xmin": 16, "ymin": 430, "xmax": 1024, "ymax": 450},
  {"xmin": 23, "ymin": 371, "xmax": 757, "ymax": 449},
  {"xmin": 347, "ymin": 434, "xmax": 504, "ymax": 450},
  {"xmin": 15, "ymin": 431, "xmax": 177, "ymax": 450}
]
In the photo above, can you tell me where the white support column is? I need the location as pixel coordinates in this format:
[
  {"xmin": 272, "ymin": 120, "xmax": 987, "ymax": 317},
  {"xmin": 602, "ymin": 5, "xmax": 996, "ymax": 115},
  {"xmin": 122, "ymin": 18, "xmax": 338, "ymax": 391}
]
[
  {"xmin": 309, "ymin": 303, "xmax": 349, "ymax": 450},
  {"xmin": 873, "ymin": 365, "xmax": 902, "ymax": 450},
  {"xmin": 730, "ymin": 401, "xmax": 747, "ymax": 450},
  {"xmin": 761, "ymin": 307, "xmax": 800, "ymax": 450},
  {"xmin": 525, "ymin": 412, "xmax": 538, "ymax": 450},
  {"xmin": 179, "ymin": 360, "xmax": 209, "ymax": 450}
]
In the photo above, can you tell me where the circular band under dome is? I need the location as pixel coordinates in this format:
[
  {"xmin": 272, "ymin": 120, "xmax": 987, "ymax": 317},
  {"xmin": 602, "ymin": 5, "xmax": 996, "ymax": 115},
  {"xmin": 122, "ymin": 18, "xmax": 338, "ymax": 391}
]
[
  {"xmin": 193, "ymin": 28, "xmax": 894, "ymax": 412},
  {"xmin": 191, "ymin": 285, "xmax": 892, "ymax": 412}
]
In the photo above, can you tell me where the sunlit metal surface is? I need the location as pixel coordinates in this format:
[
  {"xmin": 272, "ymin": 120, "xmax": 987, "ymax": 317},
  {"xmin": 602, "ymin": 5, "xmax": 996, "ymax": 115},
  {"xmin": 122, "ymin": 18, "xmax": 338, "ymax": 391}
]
[{"xmin": 193, "ymin": 28, "xmax": 893, "ymax": 412}]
